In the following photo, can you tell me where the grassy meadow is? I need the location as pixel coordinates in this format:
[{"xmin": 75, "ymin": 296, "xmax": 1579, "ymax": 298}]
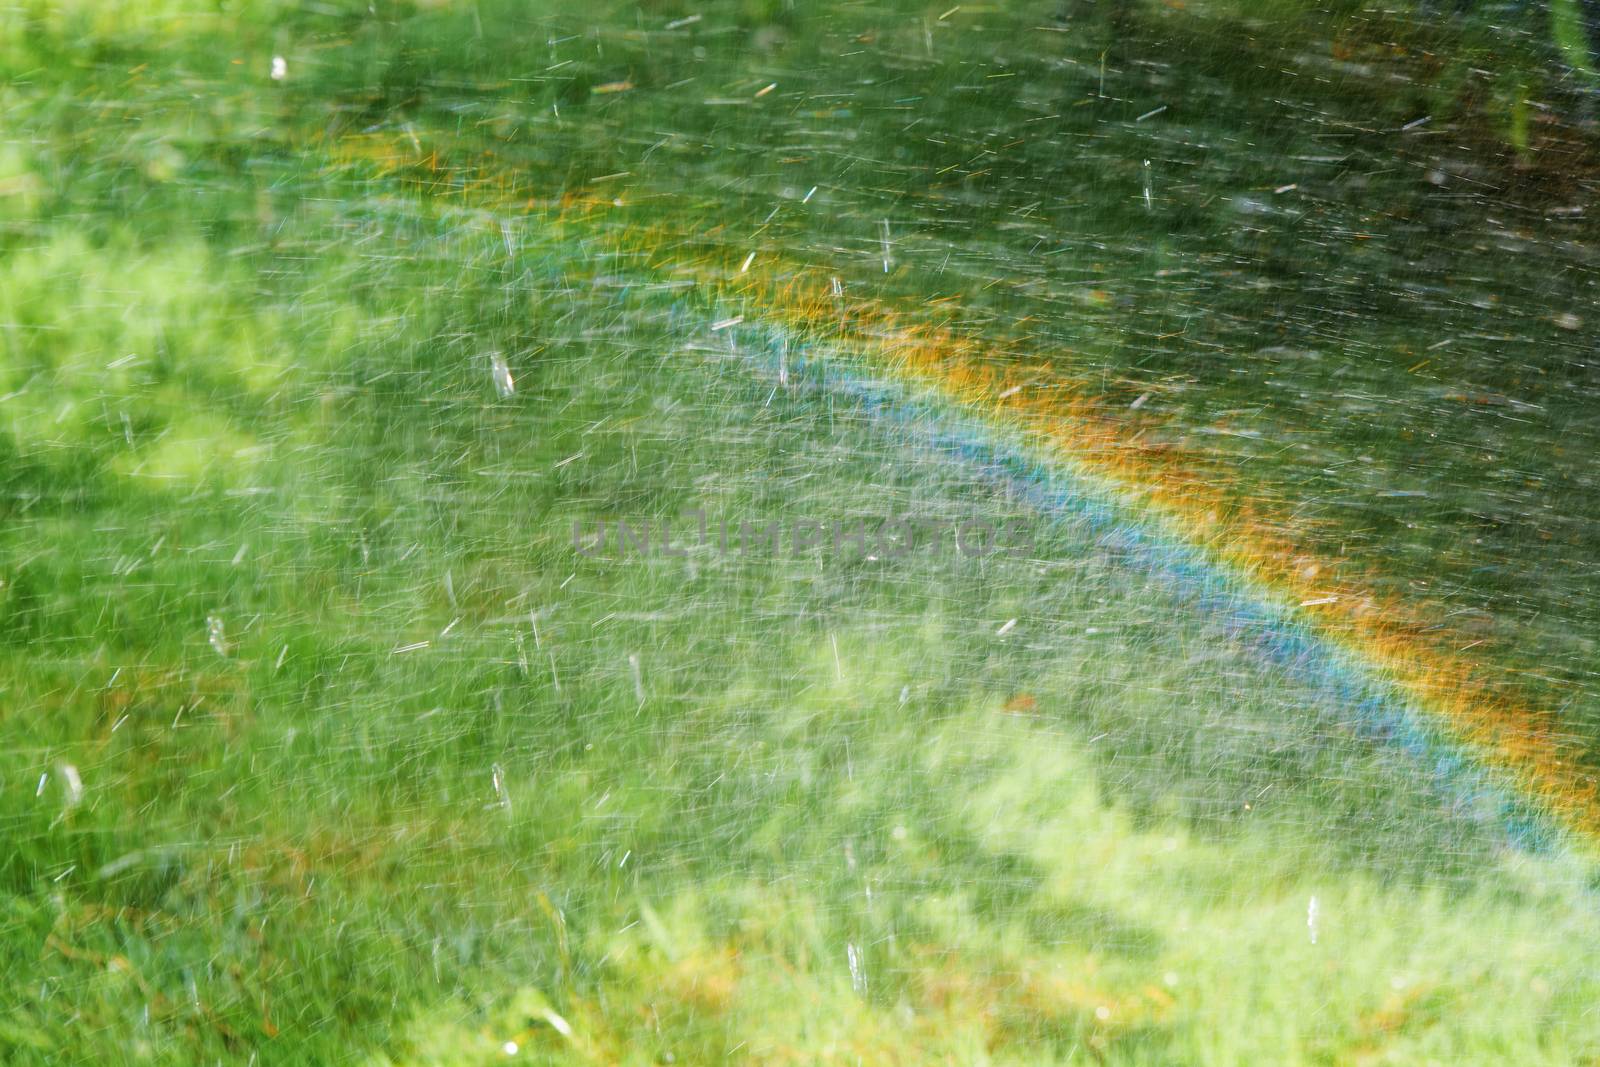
[{"xmin": 5, "ymin": 1, "xmax": 1600, "ymax": 1063}]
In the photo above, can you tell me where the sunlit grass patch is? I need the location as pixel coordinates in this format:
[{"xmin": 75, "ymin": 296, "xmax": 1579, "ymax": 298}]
[
  {"xmin": 367, "ymin": 695, "xmax": 1600, "ymax": 1065},
  {"xmin": 0, "ymin": 232, "xmax": 293, "ymax": 466}
]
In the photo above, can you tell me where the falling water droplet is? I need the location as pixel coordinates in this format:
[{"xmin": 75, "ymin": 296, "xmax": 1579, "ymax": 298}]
[
  {"xmin": 489, "ymin": 351, "xmax": 515, "ymax": 398},
  {"xmin": 491, "ymin": 763, "xmax": 511, "ymax": 812},
  {"xmin": 847, "ymin": 942, "xmax": 867, "ymax": 996},
  {"xmin": 59, "ymin": 764, "xmax": 83, "ymax": 808},
  {"xmin": 207, "ymin": 614, "xmax": 229, "ymax": 657}
]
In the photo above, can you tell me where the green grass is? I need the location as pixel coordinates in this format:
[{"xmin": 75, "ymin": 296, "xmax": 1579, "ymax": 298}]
[{"xmin": 5, "ymin": 1, "xmax": 1600, "ymax": 1063}]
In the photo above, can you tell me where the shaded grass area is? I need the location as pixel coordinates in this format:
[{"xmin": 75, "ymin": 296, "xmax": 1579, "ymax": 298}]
[{"xmin": 4, "ymin": 1, "xmax": 1600, "ymax": 1063}]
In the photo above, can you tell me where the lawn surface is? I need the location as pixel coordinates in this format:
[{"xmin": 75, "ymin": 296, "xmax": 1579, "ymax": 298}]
[{"xmin": 5, "ymin": 2, "xmax": 1600, "ymax": 1063}]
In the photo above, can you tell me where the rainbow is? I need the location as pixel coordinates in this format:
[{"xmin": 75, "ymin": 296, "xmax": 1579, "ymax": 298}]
[
  {"xmin": 318, "ymin": 128, "xmax": 1600, "ymax": 857},
  {"xmin": 692, "ymin": 267, "xmax": 1599, "ymax": 857}
]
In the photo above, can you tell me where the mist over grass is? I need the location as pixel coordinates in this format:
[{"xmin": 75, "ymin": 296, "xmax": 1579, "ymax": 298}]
[{"xmin": 5, "ymin": 1, "xmax": 1600, "ymax": 1063}]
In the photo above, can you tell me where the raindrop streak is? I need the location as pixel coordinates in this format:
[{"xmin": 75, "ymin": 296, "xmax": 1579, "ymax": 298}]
[
  {"xmin": 847, "ymin": 942, "xmax": 867, "ymax": 996},
  {"xmin": 490, "ymin": 351, "xmax": 515, "ymax": 397},
  {"xmin": 59, "ymin": 765, "xmax": 83, "ymax": 808},
  {"xmin": 491, "ymin": 763, "xmax": 511, "ymax": 813},
  {"xmin": 1308, "ymin": 895, "xmax": 1319, "ymax": 945}
]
